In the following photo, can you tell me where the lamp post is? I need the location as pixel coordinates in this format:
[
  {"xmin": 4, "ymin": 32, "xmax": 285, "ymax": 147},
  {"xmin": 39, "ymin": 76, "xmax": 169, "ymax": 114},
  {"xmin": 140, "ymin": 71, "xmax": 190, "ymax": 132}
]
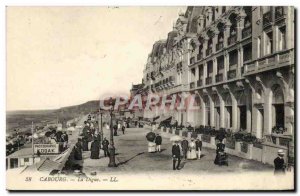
[
  {"xmin": 108, "ymin": 97, "xmax": 117, "ymax": 167},
  {"xmin": 99, "ymin": 108, "xmax": 104, "ymax": 144}
]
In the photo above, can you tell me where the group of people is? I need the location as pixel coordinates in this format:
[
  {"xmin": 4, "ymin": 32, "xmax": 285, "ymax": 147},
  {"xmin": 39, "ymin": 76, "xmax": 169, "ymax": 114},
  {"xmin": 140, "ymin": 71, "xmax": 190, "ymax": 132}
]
[
  {"xmin": 112, "ymin": 121, "xmax": 127, "ymax": 135},
  {"xmin": 74, "ymin": 119, "xmax": 110, "ymax": 160},
  {"xmin": 148, "ymin": 133, "xmax": 162, "ymax": 153},
  {"xmin": 172, "ymin": 138, "xmax": 202, "ymax": 170}
]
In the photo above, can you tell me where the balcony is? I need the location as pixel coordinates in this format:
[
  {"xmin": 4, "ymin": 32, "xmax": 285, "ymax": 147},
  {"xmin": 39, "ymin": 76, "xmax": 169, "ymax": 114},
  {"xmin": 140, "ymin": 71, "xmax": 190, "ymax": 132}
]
[
  {"xmin": 190, "ymin": 57, "xmax": 195, "ymax": 65},
  {"xmin": 228, "ymin": 35, "xmax": 237, "ymax": 46},
  {"xmin": 190, "ymin": 82, "xmax": 195, "ymax": 89},
  {"xmin": 275, "ymin": 6, "xmax": 285, "ymax": 21},
  {"xmin": 227, "ymin": 69, "xmax": 237, "ymax": 80},
  {"xmin": 205, "ymin": 77, "xmax": 212, "ymax": 85},
  {"xmin": 263, "ymin": 11, "xmax": 272, "ymax": 27},
  {"xmin": 216, "ymin": 42, "xmax": 224, "ymax": 51},
  {"xmin": 197, "ymin": 79, "xmax": 202, "ymax": 87},
  {"xmin": 215, "ymin": 73, "xmax": 223, "ymax": 83},
  {"xmin": 206, "ymin": 48, "xmax": 212, "ymax": 56},
  {"xmin": 242, "ymin": 26, "xmax": 252, "ymax": 39},
  {"xmin": 176, "ymin": 62, "xmax": 183, "ymax": 71},
  {"xmin": 197, "ymin": 53, "xmax": 203, "ymax": 61}
]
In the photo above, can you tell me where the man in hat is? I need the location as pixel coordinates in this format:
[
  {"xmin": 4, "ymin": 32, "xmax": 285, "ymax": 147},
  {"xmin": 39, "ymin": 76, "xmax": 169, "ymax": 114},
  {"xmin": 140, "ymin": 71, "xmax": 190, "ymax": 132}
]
[
  {"xmin": 181, "ymin": 137, "xmax": 189, "ymax": 160},
  {"xmin": 102, "ymin": 137, "xmax": 110, "ymax": 157},
  {"xmin": 274, "ymin": 149, "xmax": 286, "ymax": 174},
  {"xmin": 155, "ymin": 133, "xmax": 162, "ymax": 152},
  {"xmin": 172, "ymin": 141, "xmax": 181, "ymax": 170},
  {"xmin": 195, "ymin": 138, "xmax": 202, "ymax": 159}
]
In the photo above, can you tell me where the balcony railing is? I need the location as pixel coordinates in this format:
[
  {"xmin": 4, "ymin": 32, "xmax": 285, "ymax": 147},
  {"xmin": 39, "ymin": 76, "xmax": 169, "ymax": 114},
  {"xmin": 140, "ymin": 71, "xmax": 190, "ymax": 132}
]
[
  {"xmin": 275, "ymin": 6, "xmax": 285, "ymax": 21},
  {"xmin": 228, "ymin": 35, "xmax": 237, "ymax": 46},
  {"xmin": 206, "ymin": 48, "xmax": 212, "ymax": 56},
  {"xmin": 205, "ymin": 77, "xmax": 212, "ymax": 85},
  {"xmin": 242, "ymin": 26, "xmax": 252, "ymax": 39},
  {"xmin": 263, "ymin": 11, "xmax": 272, "ymax": 27},
  {"xmin": 216, "ymin": 42, "xmax": 224, "ymax": 51},
  {"xmin": 190, "ymin": 57, "xmax": 195, "ymax": 65},
  {"xmin": 197, "ymin": 79, "xmax": 202, "ymax": 87},
  {"xmin": 197, "ymin": 53, "xmax": 203, "ymax": 61},
  {"xmin": 215, "ymin": 73, "xmax": 223, "ymax": 83},
  {"xmin": 227, "ymin": 69, "xmax": 237, "ymax": 80},
  {"xmin": 190, "ymin": 82, "xmax": 195, "ymax": 89}
]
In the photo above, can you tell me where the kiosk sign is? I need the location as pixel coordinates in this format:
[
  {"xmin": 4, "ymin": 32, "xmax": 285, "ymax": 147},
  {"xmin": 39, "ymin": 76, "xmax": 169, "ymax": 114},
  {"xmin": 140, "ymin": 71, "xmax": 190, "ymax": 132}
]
[{"xmin": 34, "ymin": 144, "xmax": 59, "ymax": 155}]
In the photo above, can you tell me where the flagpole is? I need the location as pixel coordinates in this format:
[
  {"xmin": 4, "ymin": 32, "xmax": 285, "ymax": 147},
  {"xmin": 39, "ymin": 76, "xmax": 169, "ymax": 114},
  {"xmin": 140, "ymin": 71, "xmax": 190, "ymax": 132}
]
[{"xmin": 31, "ymin": 121, "xmax": 34, "ymax": 164}]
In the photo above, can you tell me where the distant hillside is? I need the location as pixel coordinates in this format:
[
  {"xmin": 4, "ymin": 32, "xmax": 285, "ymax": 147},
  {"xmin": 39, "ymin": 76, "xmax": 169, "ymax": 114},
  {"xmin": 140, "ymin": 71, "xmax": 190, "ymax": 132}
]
[{"xmin": 6, "ymin": 100, "xmax": 99, "ymax": 133}]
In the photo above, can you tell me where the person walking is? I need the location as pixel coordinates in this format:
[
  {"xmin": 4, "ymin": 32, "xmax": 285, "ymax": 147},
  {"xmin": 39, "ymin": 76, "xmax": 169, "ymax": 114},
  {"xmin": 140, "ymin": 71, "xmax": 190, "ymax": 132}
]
[
  {"xmin": 121, "ymin": 124, "xmax": 125, "ymax": 135},
  {"xmin": 74, "ymin": 138, "xmax": 83, "ymax": 160},
  {"xmin": 82, "ymin": 136, "xmax": 89, "ymax": 151},
  {"xmin": 155, "ymin": 133, "xmax": 162, "ymax": 152},
  {"xmin": 181, "ymin": 137, "xmax": 189, "ymax": 160},
  {"xmin": 187, "ymin": 139, "xmax": 197, "ymax": 160},
  {"xmin": 172, "ymin": 141, "xmax": 181, "ymax": 170},
  {"xmin": 214, "ymin": 140, "xmax": 225, "ymax": 165},
  {"xmin": 274, "ymin": 149, "xmax": 286, "ymax": 174},
  {"xmin": 102, "ymin": 137, "xmax": 110, "ymax": 157},
  {"xmin": 90, "ymin": 138, "xmax": 100, "ymax": 159},
  {"xmin": 195, "ymin": 138, "xmax": 202, "ymax": 159}
]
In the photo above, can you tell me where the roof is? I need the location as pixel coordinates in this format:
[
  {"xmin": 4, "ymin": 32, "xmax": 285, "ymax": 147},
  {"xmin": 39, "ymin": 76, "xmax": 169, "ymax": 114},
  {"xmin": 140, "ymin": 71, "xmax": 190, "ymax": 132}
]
[{"xmin": 7, "ymin": 147, "xmax": 33, "ymax": 158}]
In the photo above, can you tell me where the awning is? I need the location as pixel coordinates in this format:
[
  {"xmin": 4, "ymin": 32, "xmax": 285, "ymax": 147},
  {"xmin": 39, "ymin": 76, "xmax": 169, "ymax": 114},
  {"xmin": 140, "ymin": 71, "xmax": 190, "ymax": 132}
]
[
  {"xmin": 155, "ymin": 116, "xmax": 172, "ymax": 123},
  {"xmin": 153, "ymin": 116, "xmax": 160, "ymax": 122}
]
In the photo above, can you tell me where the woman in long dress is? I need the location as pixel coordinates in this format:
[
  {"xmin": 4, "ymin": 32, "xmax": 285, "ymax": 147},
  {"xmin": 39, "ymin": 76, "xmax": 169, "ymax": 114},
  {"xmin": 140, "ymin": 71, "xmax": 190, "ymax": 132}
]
[
  {"xmin": 187, "ymin": 139, "xmax": 197, "ymax": 160},
  {"xmin": 90, "ymin": 139, "xmax": 100, "ymax": 159}
]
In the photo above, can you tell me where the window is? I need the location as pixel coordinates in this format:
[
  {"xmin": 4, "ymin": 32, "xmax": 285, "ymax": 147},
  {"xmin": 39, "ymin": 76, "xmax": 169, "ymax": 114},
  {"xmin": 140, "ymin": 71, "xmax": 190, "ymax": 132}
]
[
  {"xmin": 243, "ymin": 44, "xmax": 252, "ymax": 62},
  {"xmin": 24, "ymin": 158, "xmax": 29, "ymax": 162},
  {"xmin": 279, "ymin": 26, "xmax": 286, "ymax": 51},
  {"xmin": 217, "ymin": 56, "xmax": 224, "ymax": 72},
  {"xmin": 199, "ymin": 65, "xmax": 203, "ymax": 78},
  {"xmin": 207, "ymin": 61, "xmax": 213, "ymax": 74},
  {"xmin": 265, "ymin": 32, "xmax": 273, "ymax": 55},
  {"xmin": 229, "ymin": 50, "xmax": 238, "ymax": 66}
]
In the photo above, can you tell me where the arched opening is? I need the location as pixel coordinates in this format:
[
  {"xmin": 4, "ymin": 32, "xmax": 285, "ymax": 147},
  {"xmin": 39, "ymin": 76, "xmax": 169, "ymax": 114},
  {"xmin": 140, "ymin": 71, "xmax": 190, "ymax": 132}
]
[
  {"xmin": 213, "ymin": 94, "xmax": 221, "ymax": 129},
  {"xmin": 194, "ymin": 95, "xmax": 201, "ymax": 126},
  {"xmin": 228, "ymin": 13, "xmax": 238, "ymax": 45},
  {"xmin": 237, "ymin": 91, "xmax": 247, "ymax": 131},
  {"xmin": 198, "ymin": 36, "xmax": 204, "ymax": 60},
  {"xmin": 204, "ymin": 95, "xmax": 210, "ymax": 126},
  {"xmin": 224, "ymin": 93, "xmax": 232, "ymax": 128},
  {"xmin": 217, "ymin": 23, "xmax": 225, "ymax": 51},
  {"xmin": 271, "ymin": 84, "xmax": 285, "ymax": 129},
  {"xmin": 206, "ymin": 30, "xmax": 214, "ymax": 56}
]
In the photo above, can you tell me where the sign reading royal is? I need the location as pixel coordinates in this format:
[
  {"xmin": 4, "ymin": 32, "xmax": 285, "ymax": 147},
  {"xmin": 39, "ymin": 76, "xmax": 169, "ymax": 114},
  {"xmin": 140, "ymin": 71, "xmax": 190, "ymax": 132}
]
[{"xmin": 34, "ymin": 144, "xmax": 59, "ymax": 155}]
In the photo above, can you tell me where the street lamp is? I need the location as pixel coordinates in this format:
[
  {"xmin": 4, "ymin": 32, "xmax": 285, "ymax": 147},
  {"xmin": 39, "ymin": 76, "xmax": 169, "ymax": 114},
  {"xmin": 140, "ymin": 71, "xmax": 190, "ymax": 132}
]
[
  {"xmin": 108, "ymin": 97, "xmax": 117, "ymax": 167},
  {"xmin": 98, "ymin": 108, "xmax": 104, "ymax": 144}
]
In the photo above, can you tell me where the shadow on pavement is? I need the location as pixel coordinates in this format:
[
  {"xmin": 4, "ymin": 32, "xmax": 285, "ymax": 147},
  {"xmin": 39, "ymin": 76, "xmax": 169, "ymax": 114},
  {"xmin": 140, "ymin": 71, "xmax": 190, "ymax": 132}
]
[{"xmin": 117, "ymin": 152, "xmax": 145, "ymax": 166}]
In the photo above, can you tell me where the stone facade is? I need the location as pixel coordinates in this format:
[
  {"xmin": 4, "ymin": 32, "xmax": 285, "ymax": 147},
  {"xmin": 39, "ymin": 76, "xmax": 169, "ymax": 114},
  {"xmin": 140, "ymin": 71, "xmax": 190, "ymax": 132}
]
[{"xmin": 141, "ymin": 6, "xmax": 294, "ymax": 163}]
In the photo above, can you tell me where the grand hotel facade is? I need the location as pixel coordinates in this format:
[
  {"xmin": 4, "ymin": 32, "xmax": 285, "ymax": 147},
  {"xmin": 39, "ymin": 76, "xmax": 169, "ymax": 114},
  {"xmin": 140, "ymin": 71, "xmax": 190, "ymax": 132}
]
[{"xmin": 139, "ymin": 6, "xmax": 294, "ymax": 157}]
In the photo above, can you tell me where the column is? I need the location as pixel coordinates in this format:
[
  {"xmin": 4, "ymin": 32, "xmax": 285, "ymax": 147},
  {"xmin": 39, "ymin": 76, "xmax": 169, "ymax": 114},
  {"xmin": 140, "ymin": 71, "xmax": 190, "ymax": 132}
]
[
  {"xmin": 224, "ymin": 51, "xmax": 229, "ymax": 80},
  {"xmin": 203, "ymin": 61, "xmax": 207, "ymax": 85},
  {"xmin": 240, "ymin": 46, "xmax": 244, "ymax": 76},
  {"xmin": 198, "ymin": 15, "xmax": 204, "ymax": 34},
  {"xmin": 200, "ymin": 96, "xmax": 205, "ymax": 125},
  {"xmin": 224, "ymin": 21, "xmax": 231, "ymax": 47},
  {"xmin": 273, "ymin": 25, "xmax": 279, "ymax": 52},
  {"xmin": 212, "ymin": 31, "xmax": 219, "ymax": 53},
  {"xmin": 195, "ymin": 66, "xmax": 199, "ymax": 83},
  {"xmin": 203, "ymin": 37, "xmax": 208, "ymax": 58},
  {"xmin": 237, "ymin": 47, "xmax": 242, "ymax": 77},
  {"xmin": 209, "ymin": 95, "xmax": 215, "ymax": 127},
  {"xmin": 264, "ymin": 89, "xmax": 272, "ymax": 135},
  {"xmin": 213, "ymin": 58, "xmax": 217, "ymax": 84},
  {"xmin": 237, "ymin": 13, "xmax": 246, "ymax": 41},
  {"xmin": 231, "ymin": 92, "xmax": 238, "ymax": 130},
  {"xmin": 219, "ymin": 94, "xmax": 225, "ymax": 128},
  {"xmin": 246, "ymin": 88, "xmax": 252, "ymax": 133}
]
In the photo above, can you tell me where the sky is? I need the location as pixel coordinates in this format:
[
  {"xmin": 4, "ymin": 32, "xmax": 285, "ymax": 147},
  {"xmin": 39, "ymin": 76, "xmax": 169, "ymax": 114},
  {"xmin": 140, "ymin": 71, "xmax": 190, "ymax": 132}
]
[{"xmin": 6, "ymin": 6, "xmax": 186, "ymax": 111}]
